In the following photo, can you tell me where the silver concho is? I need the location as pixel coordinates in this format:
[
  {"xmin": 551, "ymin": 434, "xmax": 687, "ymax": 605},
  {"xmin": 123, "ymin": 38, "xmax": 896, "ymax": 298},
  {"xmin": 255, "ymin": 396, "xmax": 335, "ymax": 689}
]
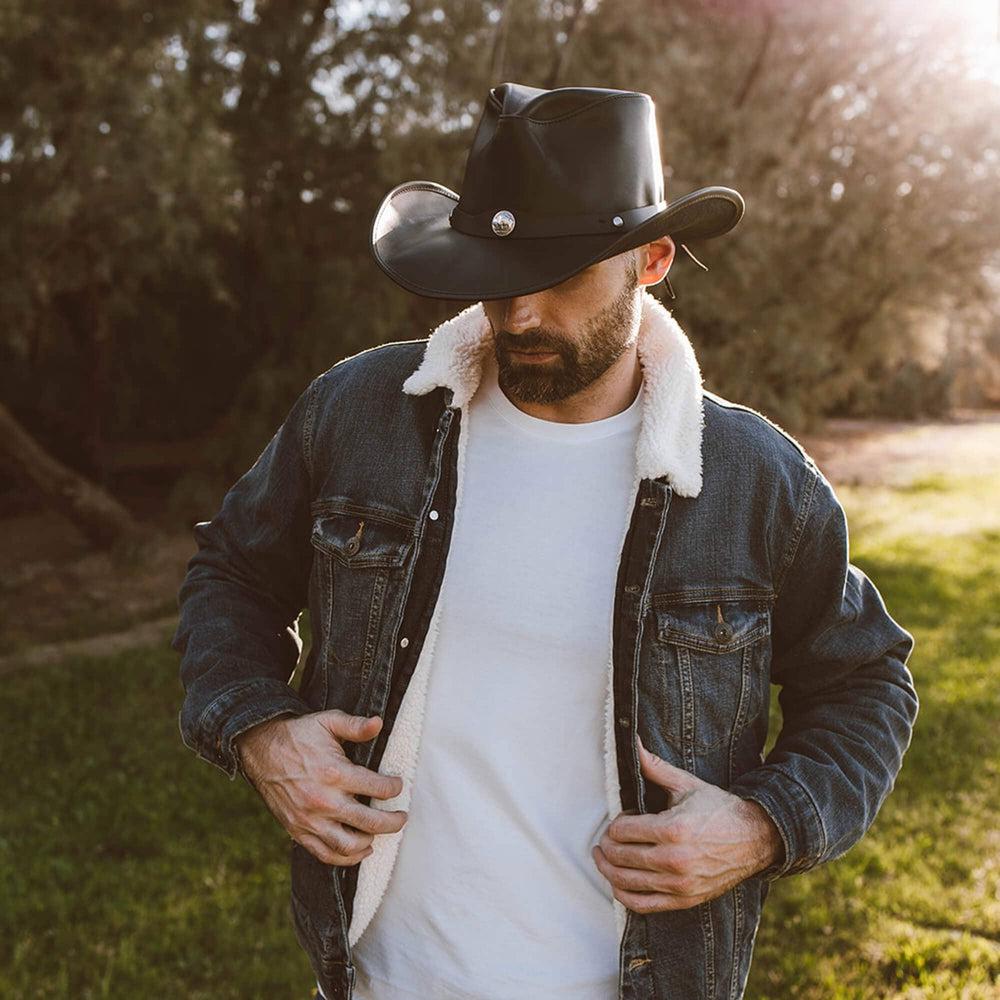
[{"xmin": 491, "ymin": 210, "xmax": 516, "ymax": 237}]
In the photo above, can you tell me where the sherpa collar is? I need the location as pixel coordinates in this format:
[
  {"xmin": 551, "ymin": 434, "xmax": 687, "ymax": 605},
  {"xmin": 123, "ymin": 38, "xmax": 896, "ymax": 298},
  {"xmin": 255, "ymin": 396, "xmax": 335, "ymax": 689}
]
[{"xmin": 401, "ymin": 288, "xmax": 705, "ymax": 497}]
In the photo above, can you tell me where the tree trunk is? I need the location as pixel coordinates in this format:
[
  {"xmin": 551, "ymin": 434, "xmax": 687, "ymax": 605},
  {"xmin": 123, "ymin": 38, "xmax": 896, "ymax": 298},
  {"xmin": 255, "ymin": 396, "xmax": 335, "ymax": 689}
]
[{"xmin": 0, "ymin": 401, "xmax": 142, "ymax": 549}]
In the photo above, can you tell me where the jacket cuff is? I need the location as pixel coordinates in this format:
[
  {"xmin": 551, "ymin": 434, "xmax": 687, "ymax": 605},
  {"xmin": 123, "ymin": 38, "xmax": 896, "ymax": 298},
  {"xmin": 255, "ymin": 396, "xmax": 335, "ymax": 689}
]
[
  {"xmin": 180, "ymin": 676, "xmax": 313, "ymax": 781},
  {"xmin": 728, "ymin": 767, "xmax": 828, "ymax": 881}
]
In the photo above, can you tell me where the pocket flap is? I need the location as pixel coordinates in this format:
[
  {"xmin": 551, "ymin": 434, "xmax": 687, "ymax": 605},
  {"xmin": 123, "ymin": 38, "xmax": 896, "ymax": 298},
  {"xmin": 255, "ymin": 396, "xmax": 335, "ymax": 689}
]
[
  {"xmin": 310, "ymin": 505, "xmax": 414, "ymax": 568},
  {"xmin": 654, "ymin": 599, "xmax": 771, "ymax": 653}
]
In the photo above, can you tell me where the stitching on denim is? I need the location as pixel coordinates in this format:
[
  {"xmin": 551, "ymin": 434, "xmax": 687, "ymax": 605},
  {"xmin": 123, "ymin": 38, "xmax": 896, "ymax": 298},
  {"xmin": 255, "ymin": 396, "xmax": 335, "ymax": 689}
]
[
  {"xmin": 303, "ymin": 374, "xmax": 320, "ymax": 487},
  {"xmin": 652, "ymin": 587, "xmax": 777, "ymax": 605},
  {"xmin": 730, "ymin": 882, "xmax": 744, "ymax": 1000},
  {"xmin": 774, "ymin": 464, "xmax": 819, "ymax": 599},
  {"xmin": 702, "ymin": 392, "xmax": 815, "ymax": 465},
  {"xmin": 782, "ymin": 767, "xmax": 829, "ymax": 860},
  {"xmin": 194, "ymin": 677, "xmax": 303, "ymax": 773},
  {"xmin": 310, "ymin": 499, "xmax": 417, "ymax": 532},
  {"xmin": 701, "ymin": 896, "xmax": 716, "ymax": 997}
]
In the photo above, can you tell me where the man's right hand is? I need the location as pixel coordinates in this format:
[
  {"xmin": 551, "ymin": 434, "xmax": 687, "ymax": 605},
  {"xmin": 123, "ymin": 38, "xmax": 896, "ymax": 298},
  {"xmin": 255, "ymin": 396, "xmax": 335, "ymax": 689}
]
[{"xmin": 234, "ymin": 710, "xmax": 408, "ymax": 867}]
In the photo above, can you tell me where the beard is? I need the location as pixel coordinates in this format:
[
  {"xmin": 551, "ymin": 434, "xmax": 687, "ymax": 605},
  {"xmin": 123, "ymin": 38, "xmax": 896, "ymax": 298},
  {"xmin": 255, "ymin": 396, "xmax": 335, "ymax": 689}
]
[{"xmin": 492, "ymin": 265, "xmax": 641, "ymax": 406}]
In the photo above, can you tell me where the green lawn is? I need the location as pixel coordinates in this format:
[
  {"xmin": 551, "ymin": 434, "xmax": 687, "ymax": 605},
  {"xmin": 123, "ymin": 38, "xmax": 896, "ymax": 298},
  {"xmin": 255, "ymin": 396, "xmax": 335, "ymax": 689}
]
[{"xmin": 2, "ymin": 472, "xmax": 997, "ymax": 998}]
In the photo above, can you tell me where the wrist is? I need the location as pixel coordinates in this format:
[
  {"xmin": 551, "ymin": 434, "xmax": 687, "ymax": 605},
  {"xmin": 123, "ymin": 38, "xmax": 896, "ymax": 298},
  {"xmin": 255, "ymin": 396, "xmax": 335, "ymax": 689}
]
[
  {"xmin": 738, "ymin": 798, "xmax": 784, "ymax": 873},
  {"xmin": 234, "ymin": 723, "xmax": 271, "ymax": 786}
]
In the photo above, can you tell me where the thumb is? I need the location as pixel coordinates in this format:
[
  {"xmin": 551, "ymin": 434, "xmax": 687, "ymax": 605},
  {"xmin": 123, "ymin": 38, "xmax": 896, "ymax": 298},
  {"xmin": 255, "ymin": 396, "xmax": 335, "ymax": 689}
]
[
  {"xmin": 637, "ymin": 733, "xmax": 701, "ymax": 794},
  {"xmin": 317, "ymin": 709, "xmax": 383, "ymax": 742}
]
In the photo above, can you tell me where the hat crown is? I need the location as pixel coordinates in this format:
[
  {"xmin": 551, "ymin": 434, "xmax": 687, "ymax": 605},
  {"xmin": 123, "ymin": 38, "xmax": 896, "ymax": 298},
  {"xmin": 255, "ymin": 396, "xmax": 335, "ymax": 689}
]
[{"xmin": 455, "ymin": 82, "xmax": 665, "ymax": 223}]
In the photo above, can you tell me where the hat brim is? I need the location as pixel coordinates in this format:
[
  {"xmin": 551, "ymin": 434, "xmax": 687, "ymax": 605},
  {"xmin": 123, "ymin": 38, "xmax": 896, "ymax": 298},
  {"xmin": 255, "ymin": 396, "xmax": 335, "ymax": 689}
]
[{"xmin": 369, "ymin": 181, "xmax": 744, "ymax": 301}]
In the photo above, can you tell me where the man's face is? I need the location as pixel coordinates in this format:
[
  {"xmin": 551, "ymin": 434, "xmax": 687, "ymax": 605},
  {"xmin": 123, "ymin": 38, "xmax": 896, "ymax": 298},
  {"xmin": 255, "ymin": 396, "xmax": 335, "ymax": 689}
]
[{"xmin": 481, "ymin": 248, "xmax": 648, "ymax": 406}]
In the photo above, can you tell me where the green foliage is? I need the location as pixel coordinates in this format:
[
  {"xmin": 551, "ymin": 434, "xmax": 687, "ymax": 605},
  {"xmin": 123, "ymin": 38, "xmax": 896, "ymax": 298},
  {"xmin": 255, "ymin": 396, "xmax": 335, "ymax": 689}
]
[{"xmin": 2, "ymin": 0, "xmax": 997, "ymax": 490}]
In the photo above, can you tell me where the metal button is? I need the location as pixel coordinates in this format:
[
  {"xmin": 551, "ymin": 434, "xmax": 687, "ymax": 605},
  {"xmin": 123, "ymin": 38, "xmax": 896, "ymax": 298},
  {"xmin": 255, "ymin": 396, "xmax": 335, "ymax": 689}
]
[
  {"xmin": 491, "ymin": 210, "xmax": 516, "ymax": 236},
  {"xmin": 345, "ymin": 538, "xmax": 360, "ymax": 555},
  {"xmin": 714, "ymin": 623, "xmax": 734, "ymax": 642},
  {"xmin": 612, "ymin": 215, "xmax": 624, "ymax": 227},
  {"xmin": 429, "ymin": 509, "xmax": 439, "ymax": 521},
  {"xmin": 399, "ymin": 637, "xmax": 409, "ymax": 648},
  {"xmin": 624, "ymin": 584, "xmax": 640, "ymax": 594}
]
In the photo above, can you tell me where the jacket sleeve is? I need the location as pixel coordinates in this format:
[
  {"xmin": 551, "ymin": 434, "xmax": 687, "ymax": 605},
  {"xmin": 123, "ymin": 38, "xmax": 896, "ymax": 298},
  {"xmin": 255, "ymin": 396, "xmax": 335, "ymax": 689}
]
[
  {"xmin": 170, "ymin": 375, "xmax": 322, "ymax": 781},
  {"xmin": 728, "ymin": 461, "xmax": 919, "ymax": 881}
]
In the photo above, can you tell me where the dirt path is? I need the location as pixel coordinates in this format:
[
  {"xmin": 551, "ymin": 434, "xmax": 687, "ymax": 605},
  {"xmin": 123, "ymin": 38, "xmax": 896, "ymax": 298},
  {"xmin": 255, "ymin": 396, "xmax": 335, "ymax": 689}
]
[
  {"xmin": 2, "ymin": 408, "xmax": 997, "ymax": 672},
  {"xmin": 796, "ymin": 408, "xmax": 1000, "ymax": 488},
  {"xmin": 0, "ymin": 615, "xmax": 178, "ymax": 676}
]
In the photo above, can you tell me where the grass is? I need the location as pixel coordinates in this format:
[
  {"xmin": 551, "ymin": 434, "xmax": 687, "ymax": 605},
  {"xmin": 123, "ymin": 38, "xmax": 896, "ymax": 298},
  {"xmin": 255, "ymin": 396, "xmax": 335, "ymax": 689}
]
[
  {"xmin": 1, "ymin": 472, "xmax": 997, "ymax": 998},
  {"xmin": 747, "ymin": 472, "xmax": 1000, "ymax": 998}
]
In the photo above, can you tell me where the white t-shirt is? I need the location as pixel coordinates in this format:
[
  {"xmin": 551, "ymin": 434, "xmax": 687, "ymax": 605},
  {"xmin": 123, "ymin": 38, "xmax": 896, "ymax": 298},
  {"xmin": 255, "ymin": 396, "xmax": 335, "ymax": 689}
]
[{"xmin": 319, "ymin": 350, "xmax": 643, "ymax": 999}]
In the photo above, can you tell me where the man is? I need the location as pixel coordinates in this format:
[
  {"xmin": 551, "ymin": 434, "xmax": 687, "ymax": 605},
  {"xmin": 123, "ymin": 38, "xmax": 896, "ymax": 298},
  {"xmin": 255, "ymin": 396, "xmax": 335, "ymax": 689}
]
[{"xmin": 172, "ymin": 83, "xmax": 919, "ymax": 1000}]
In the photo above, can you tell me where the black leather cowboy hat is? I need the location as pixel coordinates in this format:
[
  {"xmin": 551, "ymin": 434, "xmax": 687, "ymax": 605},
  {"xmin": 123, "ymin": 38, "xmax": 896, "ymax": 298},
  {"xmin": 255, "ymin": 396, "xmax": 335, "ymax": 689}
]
[{"xmin": 370, "ymin": 81, "xmax": 744, "ymax": 302}]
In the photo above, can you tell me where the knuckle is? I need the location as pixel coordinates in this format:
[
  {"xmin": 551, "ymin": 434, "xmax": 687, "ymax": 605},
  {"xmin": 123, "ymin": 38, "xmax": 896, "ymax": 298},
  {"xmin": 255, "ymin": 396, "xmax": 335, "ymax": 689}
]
[
  {"xmin": 323, "ymin": 828, "xmax": 350, "ymax": 855},
  {"xmin": 339, "ymin": 824, "xmax": 374, "ymax": 853},
  {"xmin": 665, "ymin": 820, "xmax": 691, "ymax": 842},
  {"xmin": 338, "ymin": 802, "xmax": 374, "ymax": 832},
  {"xmin": 623, "ymin": 870, "xmax": 646, "ymax": 891},
  {"xmin": 316, "ymin": 845, "xmax": 340, "ymax": 865},
  {"xmin": 300, "ymin": 787, "xmax": 328, "ymax": 812}
]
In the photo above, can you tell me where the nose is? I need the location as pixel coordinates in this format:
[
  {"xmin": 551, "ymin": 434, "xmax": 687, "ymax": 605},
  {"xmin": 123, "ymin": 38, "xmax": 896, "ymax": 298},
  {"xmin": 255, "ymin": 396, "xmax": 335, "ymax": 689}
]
[{"xmin": 501, "ymin": 295, "xmax": 542, "ymax": 334}]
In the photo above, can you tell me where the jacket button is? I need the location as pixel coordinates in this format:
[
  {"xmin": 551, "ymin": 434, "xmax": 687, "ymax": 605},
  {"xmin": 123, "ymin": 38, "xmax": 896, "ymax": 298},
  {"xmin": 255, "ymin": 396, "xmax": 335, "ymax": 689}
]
[
  {"xmin": 714, "ymin": 623, "xmax": 733, "ymax": 641},
  {"xmin": 429, "ymin": 509, "xmax": 439, "ymax": 520},
  {"xmin": 345, "ymin": 537, "xmax": 360, "ymax": 555},
  {"xmin": 399, "ymin": 637, "xmax": 409, "ymax": 648},
  {"xmin": 618, "ymin": 717, "xmax": 630, "ymax": 727}
]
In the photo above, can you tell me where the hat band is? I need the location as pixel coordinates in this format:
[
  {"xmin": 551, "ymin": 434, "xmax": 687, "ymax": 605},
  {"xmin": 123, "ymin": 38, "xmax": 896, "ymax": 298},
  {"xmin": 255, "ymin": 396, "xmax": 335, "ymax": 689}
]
[{"xmin": 448, "ymin": 199, "xmax": 668, "ymax": 239}]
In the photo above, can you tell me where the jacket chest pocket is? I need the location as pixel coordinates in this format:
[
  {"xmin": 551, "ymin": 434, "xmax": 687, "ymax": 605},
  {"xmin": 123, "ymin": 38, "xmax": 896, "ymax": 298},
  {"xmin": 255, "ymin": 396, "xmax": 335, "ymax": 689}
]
[
  {"xmin": 651, "ymin": 597, "xmax": 772, "ymax": 755},
  {"xmin": 309, "ymin": 500, "xmax": 416, "ymax": 701}
]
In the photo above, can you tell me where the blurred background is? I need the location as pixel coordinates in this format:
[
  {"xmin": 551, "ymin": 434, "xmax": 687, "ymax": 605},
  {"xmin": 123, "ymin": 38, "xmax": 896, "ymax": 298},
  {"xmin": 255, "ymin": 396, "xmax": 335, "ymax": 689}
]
[{"xmin": 1, "ymin": 1, "xmax": 998, "ymax": 997}]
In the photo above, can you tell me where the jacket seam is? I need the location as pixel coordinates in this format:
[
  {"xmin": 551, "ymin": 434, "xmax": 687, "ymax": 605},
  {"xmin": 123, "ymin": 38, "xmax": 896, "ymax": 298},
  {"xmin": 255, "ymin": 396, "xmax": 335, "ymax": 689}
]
[
  {"xmin": 782, "ymin": 767, "xmax": 829, "ymax": 861},
  {"xmin": 303, "ymin": 375, "xmax": 320, "ymax": 486},
  {"xmin": 773, "ymin": 464, "xmax": 819, "ymax": 599}
]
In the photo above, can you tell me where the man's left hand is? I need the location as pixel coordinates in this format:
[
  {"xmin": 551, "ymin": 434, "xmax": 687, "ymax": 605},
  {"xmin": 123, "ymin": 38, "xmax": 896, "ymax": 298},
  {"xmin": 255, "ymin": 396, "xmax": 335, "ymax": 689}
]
[{"xmin": 592, "ymin": 734, "xmax": 783, "ymax": 914}]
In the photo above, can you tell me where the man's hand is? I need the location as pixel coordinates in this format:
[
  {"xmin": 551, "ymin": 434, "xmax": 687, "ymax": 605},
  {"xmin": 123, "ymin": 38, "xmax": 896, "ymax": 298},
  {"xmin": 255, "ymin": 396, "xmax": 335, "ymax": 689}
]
[
  {"xmin": 592, "ymin": 734, "xmax": 783, "ymax": 914},
  {"xmin": 235, "ymin": 710, "xmax": 408, "ymax": 867}
]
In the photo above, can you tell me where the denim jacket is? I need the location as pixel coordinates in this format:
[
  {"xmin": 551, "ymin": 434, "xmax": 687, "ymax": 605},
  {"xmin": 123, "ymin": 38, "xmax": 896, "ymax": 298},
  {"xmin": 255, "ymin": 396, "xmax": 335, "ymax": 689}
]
[{"xmin": 171, "ymin": 289, "xmax": 919, "ymax": 1000}]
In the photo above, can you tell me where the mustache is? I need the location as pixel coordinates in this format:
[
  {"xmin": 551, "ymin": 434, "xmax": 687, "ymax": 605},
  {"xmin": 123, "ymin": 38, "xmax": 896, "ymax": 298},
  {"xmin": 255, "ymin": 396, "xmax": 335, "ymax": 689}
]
[{"xmin": 497, "ymin": 337, "xmax": 563, "ymax": 354}]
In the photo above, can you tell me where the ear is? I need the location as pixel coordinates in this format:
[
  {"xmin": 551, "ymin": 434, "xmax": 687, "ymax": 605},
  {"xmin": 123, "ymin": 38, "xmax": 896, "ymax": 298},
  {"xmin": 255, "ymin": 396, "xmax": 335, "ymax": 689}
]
[{"xmin": 637, "ymin": 237, "xmax": 675, "ymax": 287}]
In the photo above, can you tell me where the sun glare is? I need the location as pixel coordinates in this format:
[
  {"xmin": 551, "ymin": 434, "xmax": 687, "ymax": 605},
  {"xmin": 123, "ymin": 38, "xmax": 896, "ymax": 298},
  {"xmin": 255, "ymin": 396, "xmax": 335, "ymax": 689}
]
[
  {"xmin": 965, "ymin": 0, "xmax": 999, "ymax": 38},
  {"xmin": 945, "ymin": 0, "xmax": 1000, "ymax": 82}
]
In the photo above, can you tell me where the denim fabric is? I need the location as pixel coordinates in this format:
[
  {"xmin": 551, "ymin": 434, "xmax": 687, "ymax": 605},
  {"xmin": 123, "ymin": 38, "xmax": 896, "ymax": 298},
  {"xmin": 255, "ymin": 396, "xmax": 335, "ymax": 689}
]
[{"xmin": 172, "ymin": 341, "xmax": 918, "ymax": 1000}]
